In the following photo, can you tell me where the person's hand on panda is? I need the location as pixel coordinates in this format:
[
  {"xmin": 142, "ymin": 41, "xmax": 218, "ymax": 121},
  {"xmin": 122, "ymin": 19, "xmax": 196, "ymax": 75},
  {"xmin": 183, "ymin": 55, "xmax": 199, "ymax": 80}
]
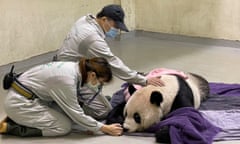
[
  {"xmin": 146, "ymin": 77, "xmax": 165, "ymax": 86},
  {"xmin": 100, "ymin": 123, "xmax": 123, "ymax": 136}
]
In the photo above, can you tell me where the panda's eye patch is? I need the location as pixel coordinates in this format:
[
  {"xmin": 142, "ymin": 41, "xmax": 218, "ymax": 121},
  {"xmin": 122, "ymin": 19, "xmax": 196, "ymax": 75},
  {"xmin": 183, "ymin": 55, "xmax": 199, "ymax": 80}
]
[
  {"xmin": 125, "ymin": 112, "xmax": 127, "ymax": 117},
  {"xmin": 133, "ymin": 112, "xmax": 141, "ymax": 124}
]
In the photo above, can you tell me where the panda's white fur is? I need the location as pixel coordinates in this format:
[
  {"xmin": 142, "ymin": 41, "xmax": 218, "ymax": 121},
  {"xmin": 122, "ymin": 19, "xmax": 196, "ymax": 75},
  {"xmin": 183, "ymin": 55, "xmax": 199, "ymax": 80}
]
[{"xmin": 123, "ymin": 73, "xmax": 209, "ymax": 132}]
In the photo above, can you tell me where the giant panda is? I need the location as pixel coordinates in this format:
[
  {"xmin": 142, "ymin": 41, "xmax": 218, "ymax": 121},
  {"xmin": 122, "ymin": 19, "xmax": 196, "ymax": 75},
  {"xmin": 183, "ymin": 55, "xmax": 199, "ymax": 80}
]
[
  {"xmin": 123, "ymin": 72, "xmax": 209, "ymax": 133},
  {"xmin": 106, "ymin": 71, "xmax": 209, "ymax": 142}
]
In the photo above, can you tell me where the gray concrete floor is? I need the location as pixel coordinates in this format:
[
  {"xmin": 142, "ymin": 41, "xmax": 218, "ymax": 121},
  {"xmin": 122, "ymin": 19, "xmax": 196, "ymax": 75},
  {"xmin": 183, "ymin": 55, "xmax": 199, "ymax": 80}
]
[{"xmin": 0, "ymin": 31, "xmax": 240, "ymax": 143}]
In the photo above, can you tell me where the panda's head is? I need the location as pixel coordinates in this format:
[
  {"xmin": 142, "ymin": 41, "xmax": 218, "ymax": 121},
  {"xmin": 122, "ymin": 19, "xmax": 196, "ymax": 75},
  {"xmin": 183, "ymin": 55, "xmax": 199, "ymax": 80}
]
[{"xmin": 123, "ymin": 85, "xmax": 166, "ymax": 132}]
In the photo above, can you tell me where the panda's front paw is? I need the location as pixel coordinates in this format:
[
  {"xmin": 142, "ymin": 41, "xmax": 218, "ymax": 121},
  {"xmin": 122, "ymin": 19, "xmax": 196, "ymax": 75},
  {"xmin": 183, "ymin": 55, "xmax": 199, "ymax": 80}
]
[{"xmin": 155, "ymin": 126, "xmax": 171, "ymax": 143}]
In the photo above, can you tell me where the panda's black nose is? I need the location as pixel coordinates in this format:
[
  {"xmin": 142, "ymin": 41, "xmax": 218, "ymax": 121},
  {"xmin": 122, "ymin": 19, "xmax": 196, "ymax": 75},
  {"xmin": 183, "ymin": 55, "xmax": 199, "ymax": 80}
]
[{"xmin": 123, "ymin": 128, "xmax": 129, "ymax": 132}]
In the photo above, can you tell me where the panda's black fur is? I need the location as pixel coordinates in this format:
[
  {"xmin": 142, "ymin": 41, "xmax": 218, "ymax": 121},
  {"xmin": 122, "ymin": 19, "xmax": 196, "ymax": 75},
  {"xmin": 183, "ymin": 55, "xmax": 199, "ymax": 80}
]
[
  {"xmin": 105, "ymin": 101, "xmax": 125, "ymax": 125},
  {"xmin": 169, "ymin": 75, "xmax": 194, "ymax": 111}
]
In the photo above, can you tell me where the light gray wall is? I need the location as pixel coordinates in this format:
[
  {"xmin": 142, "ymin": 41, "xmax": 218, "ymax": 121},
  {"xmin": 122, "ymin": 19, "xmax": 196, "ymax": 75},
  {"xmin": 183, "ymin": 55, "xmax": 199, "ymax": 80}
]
[
  {"xmin": 135, "ymin": 0, "xmax": 240, "ymax": 41},
  {"xmin": 0, "ymin": 0, "xmax": 119, "ymax": 65}
]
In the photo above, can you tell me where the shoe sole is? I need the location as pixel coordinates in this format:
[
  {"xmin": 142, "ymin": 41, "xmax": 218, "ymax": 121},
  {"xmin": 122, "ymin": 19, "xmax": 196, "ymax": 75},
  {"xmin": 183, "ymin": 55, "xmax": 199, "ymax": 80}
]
[{"xmin": 0, "ymin": 116, "xmax": 8, "ymax": 133}]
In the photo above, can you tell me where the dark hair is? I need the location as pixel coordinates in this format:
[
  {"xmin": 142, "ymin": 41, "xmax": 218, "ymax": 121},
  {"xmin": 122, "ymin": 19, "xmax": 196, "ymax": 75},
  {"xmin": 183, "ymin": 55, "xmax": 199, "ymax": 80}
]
[
  {"xmin": 96, "ymin": 4, "xmax": 129, "ymax": 32},
  {"xmin": 79, "ymin": 57, "xmax": 112, "ymax": 85}
]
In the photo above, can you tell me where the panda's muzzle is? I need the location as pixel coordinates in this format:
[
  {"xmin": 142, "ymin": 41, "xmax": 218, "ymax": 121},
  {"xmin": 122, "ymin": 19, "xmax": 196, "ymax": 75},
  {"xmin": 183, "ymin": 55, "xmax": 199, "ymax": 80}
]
[{"xmin": 123, "ymin": 127, "xmax": 129, "ymax": 132}]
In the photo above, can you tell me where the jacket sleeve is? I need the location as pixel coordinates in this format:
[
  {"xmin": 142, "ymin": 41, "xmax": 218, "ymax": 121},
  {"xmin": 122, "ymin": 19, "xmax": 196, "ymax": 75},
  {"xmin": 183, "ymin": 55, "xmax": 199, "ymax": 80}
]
[
  {"xmin": 84, "ymin": 34, "xmax": 147, "ymax": 86},
  {"xmin": 46, "ymin": 76, "xmax": 103, "ymax": 132}
]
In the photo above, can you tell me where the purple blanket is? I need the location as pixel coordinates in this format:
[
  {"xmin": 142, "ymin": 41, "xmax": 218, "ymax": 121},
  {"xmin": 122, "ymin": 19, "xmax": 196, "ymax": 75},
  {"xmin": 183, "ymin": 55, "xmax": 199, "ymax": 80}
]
[
  {"xmin": 200, "ymin": 82, "xmax": 240, "ymax": 141},
  {"xmin": 147, "ymin": 107, "xmax": 221, "ymax": 144},
  {"xmin": 209, "ymin": 82, "xmax": 240, "ymax": 96}
]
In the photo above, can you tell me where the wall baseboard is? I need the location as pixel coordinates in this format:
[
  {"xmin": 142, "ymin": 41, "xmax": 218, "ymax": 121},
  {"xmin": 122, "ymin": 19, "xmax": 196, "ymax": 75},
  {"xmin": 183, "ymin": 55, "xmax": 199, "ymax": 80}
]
[
  {"xmin": 1, "ymin": 30, "xmax": 239, "ymax": 73},
  {"xmin": 135, "ymin": 30, "xmax": 240, "ymax": 48},
  {"xmin": 0, "ymin": 51, "xmax": 56, "ymax": 75}
]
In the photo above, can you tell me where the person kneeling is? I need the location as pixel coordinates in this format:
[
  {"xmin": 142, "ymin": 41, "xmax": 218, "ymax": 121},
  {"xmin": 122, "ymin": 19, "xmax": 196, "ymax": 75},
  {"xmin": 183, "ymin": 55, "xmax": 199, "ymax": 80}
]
[{"xmin": 0, "ymin": 57, "xmax": 122, "ymax": 137}]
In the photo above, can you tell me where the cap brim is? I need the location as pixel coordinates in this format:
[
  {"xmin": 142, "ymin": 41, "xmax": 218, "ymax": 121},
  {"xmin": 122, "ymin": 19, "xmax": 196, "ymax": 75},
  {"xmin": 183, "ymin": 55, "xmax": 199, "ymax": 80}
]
[{"xmin": 116, "ymin": 21, "xmax": 129, "ymax": 32}]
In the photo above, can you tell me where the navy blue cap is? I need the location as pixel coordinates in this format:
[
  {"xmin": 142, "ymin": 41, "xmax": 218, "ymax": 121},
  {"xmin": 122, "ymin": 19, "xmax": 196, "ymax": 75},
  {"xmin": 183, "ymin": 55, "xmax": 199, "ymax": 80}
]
[{"xmin": 97, "ymin": 4, "xmax": 129, "ymax": 32}]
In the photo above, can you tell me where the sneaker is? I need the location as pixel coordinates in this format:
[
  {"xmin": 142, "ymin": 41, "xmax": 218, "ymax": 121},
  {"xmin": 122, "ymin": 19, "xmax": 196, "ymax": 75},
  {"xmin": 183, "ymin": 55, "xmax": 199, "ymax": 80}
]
[{"xmin": 0, "ymin": 117, "xmax": 8, "ymax": 133}]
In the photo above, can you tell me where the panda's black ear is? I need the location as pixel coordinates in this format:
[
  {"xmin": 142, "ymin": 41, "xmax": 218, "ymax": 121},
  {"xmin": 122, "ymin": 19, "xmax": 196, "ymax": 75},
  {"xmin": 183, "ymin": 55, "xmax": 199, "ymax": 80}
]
[
  {"xmin": 150, "ymin": 91, "xmax": 163, "ymax": 107},
  {"xmin": 128, "ymin": 84, "xmax": 136, "ymax": 95}
]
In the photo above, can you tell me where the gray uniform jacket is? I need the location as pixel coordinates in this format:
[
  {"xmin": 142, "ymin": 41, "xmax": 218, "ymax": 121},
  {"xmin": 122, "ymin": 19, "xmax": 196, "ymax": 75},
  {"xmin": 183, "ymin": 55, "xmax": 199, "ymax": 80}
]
[
  {"xmin": 11, "ymin": 62, "xmax": 103, "ymax": 133},
  {"xmin": 56, "ymin": 14, "xmax": 147, "ymax": 85}
]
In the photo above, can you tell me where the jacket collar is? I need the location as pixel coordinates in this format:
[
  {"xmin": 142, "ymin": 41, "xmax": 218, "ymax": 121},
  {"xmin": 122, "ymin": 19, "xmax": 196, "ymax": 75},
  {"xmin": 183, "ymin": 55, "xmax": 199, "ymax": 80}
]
[{"xmin": 85, "ymin": 14, "xmax": 106, "ymax": 39}]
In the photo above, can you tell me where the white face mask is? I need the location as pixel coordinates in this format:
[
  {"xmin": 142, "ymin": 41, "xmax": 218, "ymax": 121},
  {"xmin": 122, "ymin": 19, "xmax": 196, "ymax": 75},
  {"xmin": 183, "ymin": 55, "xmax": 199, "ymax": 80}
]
[{"xmin": 87, "ymin": 80, "xmax": 101, "ymax": 92}]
